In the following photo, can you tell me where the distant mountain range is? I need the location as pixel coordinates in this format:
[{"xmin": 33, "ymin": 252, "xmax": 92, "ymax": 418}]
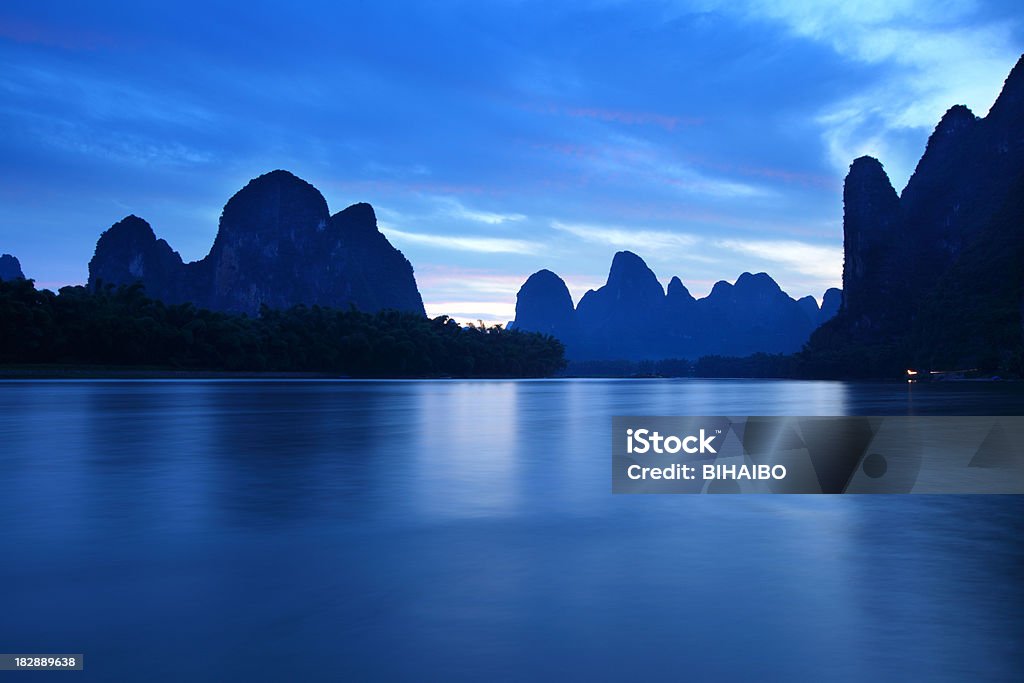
[
  {"xmin": 806, "ymin": 53, "xmax": 1024, "ymax": 375},
  {"xmin": 87, "ymin": 170, "xmax": 425, "ymax": 316},
  {"xmin": 512, "ymin": 251, "xmax": 841, "ymax": 360}
]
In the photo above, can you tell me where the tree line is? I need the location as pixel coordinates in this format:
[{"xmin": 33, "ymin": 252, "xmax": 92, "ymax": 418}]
[{"xmin": 0, "ymin": 279, "xmax": 567, "ymax": 377}]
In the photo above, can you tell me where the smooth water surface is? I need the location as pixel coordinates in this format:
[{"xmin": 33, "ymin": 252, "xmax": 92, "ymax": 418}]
[{"xmin": 1, "ymin": 379, "xmax": 1022, "ymax": 681}]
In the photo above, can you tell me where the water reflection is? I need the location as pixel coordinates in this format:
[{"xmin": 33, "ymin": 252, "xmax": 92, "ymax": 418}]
[{"xmin": 0, "ymin": 379, "xmax": 1022, "ymax": 681}]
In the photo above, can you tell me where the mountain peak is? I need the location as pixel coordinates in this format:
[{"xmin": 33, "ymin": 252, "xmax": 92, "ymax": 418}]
[
  {"xmin": 987, "ymin": 53, "xmax": 1024, "ymax": 126},
  {"xmin": 848, "ymin": 155, "xmax": 889, "ymax": 179},
  {"xmin": 96, "ymin": 215, "xmax": 161, "ymax": 248},
  {"xmin": 514, "ymin": 269, "xmax": 576, "ymax": 338},
  {"xmin": 666, "ymin": 275, "xmax": 692, "ymax": 299},
  {"xmin": 332, "ymin": 202, "xmax": 379, "ymax": 236},
  {"xmin": 0, "ymin": 253, "xmax": 25, "ymax": 280},
  {"xmin": 89, "ymin": 214, "xmax": 183, "ymax": 292},
  {"xmin": 937, "ymin": 104, "xmax": 977, "ymax": 131},
  {"xmin": 845, "ymin": 156, "xmax": 898, "ymax": 214},
  {"xmin": 217, "ymin": 169, "xmax": 329, "ymax": 243},
  {"xmin": 523, "ymin": 269, "xmax": 567, "ymax": 289},
  {"xmin": 709, "ymin": 279, "xmax": 733, "ymax": 297},
  {"xmin": 609, "ymin": 250, "xmax": 647, "ymax": 273},
  {"xmin": 735, "ymin": 271, "xmax": 781, "ymax": 293},
  {"xmin": 607, "ymin": 251, "xmax": 663, "ymax": 292},
  {"xmin": 902, "ymin": 105, "xmax": 978, "ymax": 198},
  {"xmin": 231, "ymin": 169, "xmax": 321, "ymax": 202},
  {"xmin": 821, "ymin": 287, "xmax": 842, "ymax": 321}
]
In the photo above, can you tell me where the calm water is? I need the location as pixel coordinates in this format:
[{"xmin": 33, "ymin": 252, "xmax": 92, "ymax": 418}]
[{"xmin": 1, "ymin": 379, "xmax": 1022, "ymax": 681}]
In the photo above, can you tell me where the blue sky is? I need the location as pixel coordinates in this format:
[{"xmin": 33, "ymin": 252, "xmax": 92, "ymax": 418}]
[{"xmin": 1, "ymin": 1, "xmax": 1021, "ymax": 323}]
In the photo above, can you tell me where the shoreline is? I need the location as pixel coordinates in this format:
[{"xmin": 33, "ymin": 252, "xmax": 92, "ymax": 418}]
[
  {"xmin": 1, "ymin": 365, "xmax": 995, "ymax": 382},
  {"xmin": 0, "ymin": 365, "xmax": 342, "ymax": 380},
  {"xmin": 0, "ymin": 365, "xmax": 557, "ymax": 380}
]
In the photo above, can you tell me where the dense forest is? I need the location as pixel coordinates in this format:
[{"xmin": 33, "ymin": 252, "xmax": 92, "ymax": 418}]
[{"xmin": 0, "ymin": 279, "xmax": 566, "ymax": 377}]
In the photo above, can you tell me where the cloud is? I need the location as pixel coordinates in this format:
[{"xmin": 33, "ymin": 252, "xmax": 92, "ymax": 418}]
[
  {"xmin": 715, "ymin": 238, "xmax": 842, "ymax": 282},
  {"xmin": 552, "ymin": 220, "xmax": 699, "ymax": 250},
  {"xmin": 527, "ymin": 102, "xmax": 703, "ymax": 131},
  {"xmin": 551, "ymin": 220, "xmax": 721, "ymax": 264},
  {"xmin": 411, "ymin": 266, "xmax": 528, "ymax": 326},
  {"xmin": 373, "ymin": 198, "xmax": 525, "ymax": 230},
  {"xmin": 415, "ymin": 266, "xmax": 530, "ymax": 296},
  {"xmin": 439, "ymin": 197, "xmax": 526, "ymax": 225},
  {"xmin": 0, "ymin": 62, "xmax": 219, "ymax": 127},
  {"xmin": 715, "ymin": 0, "xmax": 1022, "ymax": 187},
  {"xmin": 566, "ymin": 134, "xmax": 776, "ymax": 199},
  {"xmin": 30, "ymin": 119, "xmax": 214, "ymax": 166},
  {"xmin": 383, "ymin": 226, "xmax": 540, "ymax": 254}
]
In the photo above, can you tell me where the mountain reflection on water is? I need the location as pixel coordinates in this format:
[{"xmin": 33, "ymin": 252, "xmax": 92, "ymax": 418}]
[{"xmin": 1, "ymin": 379, "xmax": 1022, "ymax": 681}]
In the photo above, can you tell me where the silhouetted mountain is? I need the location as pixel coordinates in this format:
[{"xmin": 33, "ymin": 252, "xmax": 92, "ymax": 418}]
[
  {"xmin": 796, "ymin": 288, "xmax": 844, "ymax": 328},
  {"xmin": 663, "ymin": 275, "xmax": 700, "ymax": 355},
  {"xmin": 0, "ymin": 254, "xmax": 25, "ymax": 281},
  {"xmin": 90, "ymin": 216, "xmax": 186, "ymax": 299},
  {"xmin": 797, "ymin": 296, "xmax": 819, "ymax": 325},
  {"xmin": 88, "ymin": 170, "xmax": 425, "ymax": 316},
  {"xmin": 820, "ymin": 288, "xmax": 842, "ymax": 324},
  {"xmin": 514, "ymin": 251, "xmax": 836, "ymax": 360},
  {"xmin": 513, "ymin": 269, "xmax": 577, "ymax": 341},
  {"xmin": 840, "ymin": 156, "xmax": 905, "ymax": 332},
  {"xmin": 697, "ymin": 272, "xmax": 816, "ymax": 356},
  {"xmin": 574, "ymin": 251, "xmax": 667, "ymax": 358},
  {"xmin": 807, "ymin": 54, "xmax": 1024, "ymax": 375}
]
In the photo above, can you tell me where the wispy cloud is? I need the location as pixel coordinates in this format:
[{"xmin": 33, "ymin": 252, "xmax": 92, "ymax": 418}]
[
  {"xmin": 415, "ymin": 266, "xmax": 529, "ymax": 296},
  {"xmin": 373, "ymin": 197, "xmax": 525, "ymax": 228},
  {"xmin": 383, "ymin": 226, "xmax": 540, "ymax": 254},
  {"xmin": 438, "ymin": 197, "xmax": 526, "ymax": 225},
  {"xmin": 527, "ymin": 102, "xmax": 703, "ymax": 131},
  {"xmin": 551, "ymin": 220, "xmax": 723, "ymax": 265},
  {"xmin": 552, "ymin": 220, "xmax": 699, "ymax": 250},
  {"xmin": 30, "ymin": 120, "xmax": 214, "ymax": 166},
  {"xmin": 0, "ymin": 62, "xmax": 219, "ymax": 127},
  {"xmin": 715, "ymin": 238, "xmax": 842, "ymax": 282},
  {"xmin": 716, "ymin": 0, "xmax": 1022, "ymax": 187},
  {"xmin": 562, "ymin": 134, "xmax": 776, "ymax": 200}
]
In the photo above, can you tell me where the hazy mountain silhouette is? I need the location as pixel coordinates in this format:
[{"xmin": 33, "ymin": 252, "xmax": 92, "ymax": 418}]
[
  {"xmin": 819, "ymin": 288, "xmax": 842, "ymax": 324},
  {"xmin": 513, "ymin": 251, "xmax": 839, "ymax": 360},
  {"xmin": 514, "ymin": 269, "xmax": 578, "ymax": 341},
  {"xmin": 0, "ymin": 254, "xmax": 25, "ymax": 281},
  {"xmin": 88, "ymin": 170, "xmax": 425, "ymax": 316},
  {"xmin": 807, "ymin": 53, "xmax": 1024, "ymax": 374},
  {"xmin": 573, "ymin": 251, "xmax": 670, "ymax": 358}
]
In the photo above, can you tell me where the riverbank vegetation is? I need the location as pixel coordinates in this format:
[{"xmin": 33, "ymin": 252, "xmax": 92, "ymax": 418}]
[{"xmin": 0, "ymin": 279, "xmax": 566, "ymax": 378}]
